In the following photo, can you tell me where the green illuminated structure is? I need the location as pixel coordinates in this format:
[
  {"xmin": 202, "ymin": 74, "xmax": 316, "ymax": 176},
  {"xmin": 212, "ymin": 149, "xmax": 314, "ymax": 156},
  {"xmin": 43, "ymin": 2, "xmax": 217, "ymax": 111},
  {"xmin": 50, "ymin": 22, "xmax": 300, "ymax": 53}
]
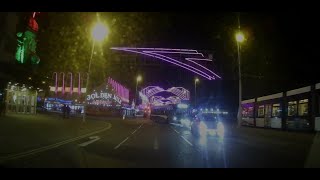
[{"xmin": 15, "ymin": 12, "xmax": 40, "ymax": 65}]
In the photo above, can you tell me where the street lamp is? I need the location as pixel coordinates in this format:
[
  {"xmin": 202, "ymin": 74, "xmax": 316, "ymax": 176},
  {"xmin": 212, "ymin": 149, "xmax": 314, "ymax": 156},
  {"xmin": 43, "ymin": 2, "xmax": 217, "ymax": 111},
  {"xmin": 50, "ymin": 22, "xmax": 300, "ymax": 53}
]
[
  {"xmin": 83, "ymin": 19, "xmax": 109, "ymax": 122},
  {"xmin": 194, "ymin": 78, "xmax": 199, "ymax": 107},
  {"xmin": 235, "ymin": 31, "xmax": 245, "ymax": 127},
  {"xmin": 135, "ymin": 75, "xmax": 142, "ymax": 105}
]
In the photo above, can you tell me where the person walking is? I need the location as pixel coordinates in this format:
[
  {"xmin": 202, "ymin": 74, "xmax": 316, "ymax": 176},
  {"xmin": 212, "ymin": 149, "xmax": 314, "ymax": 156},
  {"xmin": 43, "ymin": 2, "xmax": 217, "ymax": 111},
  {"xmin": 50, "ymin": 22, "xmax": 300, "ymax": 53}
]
[
  {"xmin": 66, "ymin": 105, "xmax": 71, "ymax": 118},
  {"xmin": 62, "ymin": 104, "xmax": 66, "ymax": 118}
]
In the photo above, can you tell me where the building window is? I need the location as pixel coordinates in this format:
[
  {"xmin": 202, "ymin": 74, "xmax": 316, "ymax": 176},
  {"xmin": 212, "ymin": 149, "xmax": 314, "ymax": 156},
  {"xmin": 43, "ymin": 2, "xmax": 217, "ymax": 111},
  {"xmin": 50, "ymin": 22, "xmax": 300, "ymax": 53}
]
[
  {"xmin": 272, "ymin": 103, "xmax": 281, "ymax": 117},
  {"xmin": 258, "ymin": 105, "xmax": 265, "ymax": 117},
  {"xmin": 288, "ymin": 101, "xmax": 297, "ymax": 116},
  {"xmin": 298, "ymin": 99, "xmax": 308, "ymax": 116}
]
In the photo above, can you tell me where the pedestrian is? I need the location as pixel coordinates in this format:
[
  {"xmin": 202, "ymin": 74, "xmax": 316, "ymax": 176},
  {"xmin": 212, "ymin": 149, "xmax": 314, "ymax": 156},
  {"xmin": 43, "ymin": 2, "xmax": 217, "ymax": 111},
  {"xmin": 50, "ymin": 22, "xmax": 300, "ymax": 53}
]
[
  {"xmin": 66, "ymin": 105, "xmax": 71, "ymax": 118},
  {"xmin": 62, "ymin": 104, "xmax": 66, "ymax": 118},
  {"xmin": 0, "ymin": 101, "xmax": 5, "ymax": 116}
]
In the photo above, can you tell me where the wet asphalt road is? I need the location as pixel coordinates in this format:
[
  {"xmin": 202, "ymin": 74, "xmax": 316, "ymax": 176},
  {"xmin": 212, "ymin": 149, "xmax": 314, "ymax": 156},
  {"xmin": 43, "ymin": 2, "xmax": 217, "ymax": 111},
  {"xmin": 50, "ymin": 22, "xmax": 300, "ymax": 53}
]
[{"xmin": 1, "ymin": 118, "xmax": 314, "ymax": 168}]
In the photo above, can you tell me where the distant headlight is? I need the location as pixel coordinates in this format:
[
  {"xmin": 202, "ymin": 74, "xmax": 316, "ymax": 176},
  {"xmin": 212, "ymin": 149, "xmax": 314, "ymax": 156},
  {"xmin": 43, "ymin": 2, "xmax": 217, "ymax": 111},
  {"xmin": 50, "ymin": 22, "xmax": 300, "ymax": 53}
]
[
  {"xmin": 181, "ymin": 119, "xmax": 191, "ymax": 127},
  {"xmin": 173, "ymin": 116, "xmax": 177, "ymax": 121}
]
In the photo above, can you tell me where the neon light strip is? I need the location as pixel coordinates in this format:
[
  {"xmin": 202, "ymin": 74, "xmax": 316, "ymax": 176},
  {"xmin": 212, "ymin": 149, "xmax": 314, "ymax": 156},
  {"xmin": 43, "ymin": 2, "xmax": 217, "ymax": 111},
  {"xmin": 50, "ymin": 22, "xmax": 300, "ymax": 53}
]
[
  {"xmin": 59, "ymin": 72, "xmax": 65, "ymax": 95},
  {"xmin": 111, "ymin": 47, "xmax": 219, "ymax": 80},
  {"xmin": 144, "ymin": 51, "xmax": 204, "ymax": 56},
  {"xmin": 147, "ymin": 52, "xmax": 214, "ymax": 80},
  {"xmin": 185, "ymin": 59, "xmax": 221, "ymax": 79},
  {"xmin": 185, "ymin": 58, "xmax": 212, "ymax": 61},
  {"xmin": 52, "ymin": 72, "xmax": 58, "ymax": 94},
  {"xmin": 113, "ymin": 47, "xmax": 197, "ymax": 52},
  {"xmin": 144, "ymin": 48, "xmax": 205, "ymax": 57},
  {"xmin": 114, "ymin": 49, "xmax": 213, "ymax": 80},
  {"xmin": 107, "ymin": 77, "xmax": 130, "ymax": 103},
  {"xmin": 77, "ymin": 73, "xmax": 80, "ymax": 95},
  {"xmin": 68, "ymin": 72, "xmax": 73, "ymax": 95}
]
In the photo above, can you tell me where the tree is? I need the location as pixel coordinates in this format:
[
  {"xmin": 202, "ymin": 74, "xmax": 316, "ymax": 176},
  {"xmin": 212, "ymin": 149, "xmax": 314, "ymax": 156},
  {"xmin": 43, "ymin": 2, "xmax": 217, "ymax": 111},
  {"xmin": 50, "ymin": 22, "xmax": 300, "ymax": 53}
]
[{"xmin": 36, "ymin": 12, "xmax": 170, "ymax": 89}]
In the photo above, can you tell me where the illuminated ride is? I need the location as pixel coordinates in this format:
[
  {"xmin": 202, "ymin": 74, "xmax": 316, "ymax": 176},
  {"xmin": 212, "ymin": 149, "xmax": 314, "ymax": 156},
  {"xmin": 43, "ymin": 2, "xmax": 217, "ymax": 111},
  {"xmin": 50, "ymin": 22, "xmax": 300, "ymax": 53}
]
[
  {"xmin": 140, "ymin": 86, "xmax": 190, "ymax": 107},
  {"xmin": 139, "ymin": 86, "xmax": 191, "ymax": 124}
]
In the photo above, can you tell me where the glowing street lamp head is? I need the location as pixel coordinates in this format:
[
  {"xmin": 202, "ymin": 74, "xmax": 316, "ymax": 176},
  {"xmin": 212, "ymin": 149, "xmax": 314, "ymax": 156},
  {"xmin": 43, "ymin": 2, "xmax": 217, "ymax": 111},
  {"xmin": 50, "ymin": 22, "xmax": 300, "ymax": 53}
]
[
  {"xmin": 92, "ymin": 22, "xmax": 108, "ymax": 42},
  {"xmin": 235, "ymin": 32, "xmax": 245, "ymax": 43},
  {"xmin": 195, "ymin": 78, "xmax": 199, "ymax": 83},
  {"xmin": 137, "ymin": 75, "xmax": 142, "ymax": 82}
]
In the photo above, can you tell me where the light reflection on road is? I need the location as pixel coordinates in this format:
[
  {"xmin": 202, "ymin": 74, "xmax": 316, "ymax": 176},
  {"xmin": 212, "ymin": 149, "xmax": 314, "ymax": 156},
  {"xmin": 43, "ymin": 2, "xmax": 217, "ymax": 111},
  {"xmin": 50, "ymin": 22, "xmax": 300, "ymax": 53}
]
[{"xmin": 173, "ymin": 123, "xmax": 228, "ymax": 168}]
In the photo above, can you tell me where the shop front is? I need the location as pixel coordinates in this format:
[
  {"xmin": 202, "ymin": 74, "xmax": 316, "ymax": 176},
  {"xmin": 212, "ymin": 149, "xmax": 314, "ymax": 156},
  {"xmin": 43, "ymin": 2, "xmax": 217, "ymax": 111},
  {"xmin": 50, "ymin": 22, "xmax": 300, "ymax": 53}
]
[
  {"xmin": 44, "ymin": 98, "xmax": 84, "ymax": 115},
  {"xmin": 5, "ymin": 83, "xmax": 37, "ymax": 114}
]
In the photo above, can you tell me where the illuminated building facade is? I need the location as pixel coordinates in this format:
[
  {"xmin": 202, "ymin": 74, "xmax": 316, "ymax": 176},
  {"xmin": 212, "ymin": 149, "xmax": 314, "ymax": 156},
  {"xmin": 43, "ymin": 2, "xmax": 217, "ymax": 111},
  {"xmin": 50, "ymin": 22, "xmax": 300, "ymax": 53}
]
[
  {"xmin": 47, "ymin": 73, "xmax": 132, "ymax": 116},
  {"xmin": 5, "ymin": 82, "xmax": 37, "ymax": 114}
]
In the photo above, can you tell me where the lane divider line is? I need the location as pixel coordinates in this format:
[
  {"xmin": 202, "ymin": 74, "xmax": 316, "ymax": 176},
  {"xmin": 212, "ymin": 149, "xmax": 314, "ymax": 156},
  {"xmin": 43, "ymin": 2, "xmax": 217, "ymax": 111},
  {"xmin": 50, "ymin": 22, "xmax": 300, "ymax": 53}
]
[
  {"xmin": 114, "ymin": 123, "xmax": 144, "ymax": 150},
  {"xmin": 171, "ymin": 127, "xmax": 193, "ymax": 146},
  {"xmin": 114, "ymin": 137, "xmax": 129, "ymax": 150},
  {"xmin": 0, "ymin": 123, "xmax": 112, "ymax": 162},
  {"xmin": 171, "ymin": 127, "xmax": 180, "ymax": 134},
  {"xmin": 181, "ymin": 135, "xmax": 193, "ymax": 146}
]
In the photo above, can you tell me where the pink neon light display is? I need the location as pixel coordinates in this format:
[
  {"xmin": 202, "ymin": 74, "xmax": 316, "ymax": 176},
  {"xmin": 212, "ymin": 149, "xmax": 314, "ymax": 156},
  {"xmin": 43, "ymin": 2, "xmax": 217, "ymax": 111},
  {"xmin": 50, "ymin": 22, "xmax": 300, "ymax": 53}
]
[
  {"xmin": 51, "ymin": 72, "xmax": 83, "ymax": 96},
  {"xmin": 107, "ymin": 77, "xmax": 129, "ymax": 103},
  {"xmin": 68, "ymin": 72, "xmax": 73, "ymax": 95},
  {"xmin": 140, "ymin": 86, "xmax": 190, "ymax": 100},
  {"xmin": 52, "ymin": 72, "xmax": 58, "ymax": 94},
  {"xmin": 110, "ymin": 47, "xmax": 221, "ymax": 80},
  {"xmin": 59, "ymin": 72, "xmax": 65, "ymax": 95}
]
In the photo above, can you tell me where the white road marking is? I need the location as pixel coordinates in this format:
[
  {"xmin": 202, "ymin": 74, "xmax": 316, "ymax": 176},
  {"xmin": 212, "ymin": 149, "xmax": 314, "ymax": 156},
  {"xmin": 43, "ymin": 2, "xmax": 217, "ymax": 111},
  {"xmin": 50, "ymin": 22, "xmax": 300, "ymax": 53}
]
[
  {"xmin": 154, "ymin": 137, "xmax": 159, "ymax": 150},
  {"xmin": 78, "ymin": 136, "xmax": 100, "ymax": 147},
  {"xmin": 170, "ymin": 123, "xmax": 183, "ymax": 127},
  {"xmin": 138, "ymin": 123, "xmax": 144, "ymax": 129},
  {"xmin": 131, "ymin": 129, "xmax": 138, "ymax": 135},
  {"xmin": 171, "ymin": 127, "xmax": 193, "ymax": 146},
  {"xmin": 173, "ymin": 129, "xmax": 180, "ymax": 134},
  {"xmin": 132, "ymin": 123, "xmax": 144, "ymax": 135},
  {"xmin": 0, "ymin": 123, "xmax": 112, "ymax": 161},
  {"xmin": 114, "ymin": 137, "xmax": 129, "ymax": 150},
  {"xmin": 114, "ymin": 123, "xmax": 144, "ymax": 150},
  {"xmin": 180, "ymin": 135, "xmax": 193, "ymax": 146}
]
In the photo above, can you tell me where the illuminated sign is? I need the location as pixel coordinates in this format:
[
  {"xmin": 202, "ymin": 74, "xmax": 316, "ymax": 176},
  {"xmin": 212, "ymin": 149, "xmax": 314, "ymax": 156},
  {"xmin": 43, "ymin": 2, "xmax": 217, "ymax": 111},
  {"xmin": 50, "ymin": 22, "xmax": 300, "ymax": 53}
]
[{"xmin": 87, "ymin": 92, "xmax": 122, "ymax": 105}]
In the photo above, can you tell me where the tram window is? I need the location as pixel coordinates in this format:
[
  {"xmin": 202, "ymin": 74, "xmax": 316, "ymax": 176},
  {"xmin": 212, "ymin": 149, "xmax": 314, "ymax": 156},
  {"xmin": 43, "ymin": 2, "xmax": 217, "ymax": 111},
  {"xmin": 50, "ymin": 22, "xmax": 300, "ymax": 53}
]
[
  {"xmin": 258, "ymin": 105, "xmax": 265, "ymax": 117},
  {"xmin": 242, "ymin": 106, "xmax": 254, "ymax": 117},
  {"xmin": 298, "ymin": 99, "xmax": 308, "ymax": 116},
  {"xmin": 272, "ymin": 103, "xmax": 281, "ymax": 117},
  {"xmin": 288, "ymin": 101, "xmax": 297, "ymax": 116}
]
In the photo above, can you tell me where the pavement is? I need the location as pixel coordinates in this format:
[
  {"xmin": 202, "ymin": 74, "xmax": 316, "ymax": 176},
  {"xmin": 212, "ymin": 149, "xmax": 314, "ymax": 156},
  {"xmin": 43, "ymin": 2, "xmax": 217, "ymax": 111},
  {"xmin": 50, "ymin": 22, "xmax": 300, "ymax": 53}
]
[{"xmin": 0, "ymin": 114, "xmax": 317, "ymax": 168}]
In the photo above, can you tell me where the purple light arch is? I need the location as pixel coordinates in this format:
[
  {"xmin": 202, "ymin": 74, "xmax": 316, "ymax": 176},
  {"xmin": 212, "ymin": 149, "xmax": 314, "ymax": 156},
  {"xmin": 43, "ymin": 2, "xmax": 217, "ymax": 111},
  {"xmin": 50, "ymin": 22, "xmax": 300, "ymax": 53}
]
[
  {"xmin": 110, "ymin": 47, "xmax": 221, "ymax": 80},
  {"xmin": 140, "ymin": 86, "xmax": 190, "ymax": 100}
]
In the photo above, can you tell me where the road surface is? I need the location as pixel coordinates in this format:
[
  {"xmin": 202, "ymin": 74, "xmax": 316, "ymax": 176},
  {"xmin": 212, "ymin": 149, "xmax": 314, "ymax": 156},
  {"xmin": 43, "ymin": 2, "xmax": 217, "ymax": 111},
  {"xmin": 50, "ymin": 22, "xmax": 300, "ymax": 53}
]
[{"xmin": 0, "ymin": 115, "xmax": 315, "ymax": 168}]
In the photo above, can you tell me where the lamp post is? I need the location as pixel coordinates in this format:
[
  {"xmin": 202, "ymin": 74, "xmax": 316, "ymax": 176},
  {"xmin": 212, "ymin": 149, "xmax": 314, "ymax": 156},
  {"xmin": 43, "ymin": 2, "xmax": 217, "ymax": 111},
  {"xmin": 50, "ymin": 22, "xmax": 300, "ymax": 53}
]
[
  {"xmin": 135, "ymin": 75, "xmax": 142, "ymax": 106},
  {"xmin": 235, "ymin": 31, "xmax": 245, "ymax": 127},
  {"xmin": 194, "ymin": 78, "xmax": 199, "ymax": 107},
  {"xmin": 83, "ymin": 20, "xmax": 109, "ymax": 122}
]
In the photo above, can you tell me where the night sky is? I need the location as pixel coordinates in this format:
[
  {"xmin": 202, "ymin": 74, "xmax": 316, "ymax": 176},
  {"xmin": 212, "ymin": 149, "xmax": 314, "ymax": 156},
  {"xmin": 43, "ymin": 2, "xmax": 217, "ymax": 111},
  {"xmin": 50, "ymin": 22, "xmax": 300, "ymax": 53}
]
[{"xmin": 32, "ymin": 12, "xmax": 319, "ymax": 111}]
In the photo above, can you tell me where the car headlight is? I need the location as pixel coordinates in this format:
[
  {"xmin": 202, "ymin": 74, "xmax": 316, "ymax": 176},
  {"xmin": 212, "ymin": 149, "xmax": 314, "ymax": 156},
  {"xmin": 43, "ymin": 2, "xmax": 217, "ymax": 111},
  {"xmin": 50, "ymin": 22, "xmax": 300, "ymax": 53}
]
[
  {"xmin": 217, "ymin": 122, "xmax": 224, "ymax": 137},
  {"xmin": 173, "ymin": 116, "xmax": 177, "ymax": 121},
  {"xmin": 199, "ymin": 121, "xmax": 207, "ymax": 136}
]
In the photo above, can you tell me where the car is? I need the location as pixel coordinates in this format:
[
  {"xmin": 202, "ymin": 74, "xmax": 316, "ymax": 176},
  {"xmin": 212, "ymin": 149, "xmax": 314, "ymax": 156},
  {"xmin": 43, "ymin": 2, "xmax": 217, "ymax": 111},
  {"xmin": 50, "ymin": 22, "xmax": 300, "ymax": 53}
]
[{"xmin": 190, "ymin": 113, "xmax": 225, "ymax": 138}]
